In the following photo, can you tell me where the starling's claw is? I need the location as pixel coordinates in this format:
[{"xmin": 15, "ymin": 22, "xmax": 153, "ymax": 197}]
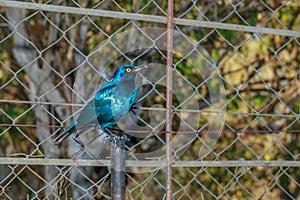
[
  {"xmin": 103, "ymin": 128, "xmax": 128, "ymax": 149},
  {"xmin": 120, "ymin": 135, "xmax": 129, "ymax": 142},
  {"xmin": 103, "ymin": 132, "xmax": 119, "ymax": 147}
]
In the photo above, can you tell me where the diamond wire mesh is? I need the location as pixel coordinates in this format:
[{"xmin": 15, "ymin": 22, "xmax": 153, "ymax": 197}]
[{"xmin": 0, "ymin": 0, "xmax": 299, "ymax": 199}]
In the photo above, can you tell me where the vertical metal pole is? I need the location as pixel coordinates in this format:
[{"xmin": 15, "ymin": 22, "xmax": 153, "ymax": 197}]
[
  {"xmin": 166, "ymin": 0, "xmax": 174, "ymax": 199},
  {"xmin": 111, "ymin": 143, "xmax": 126, "ymax": 200}
]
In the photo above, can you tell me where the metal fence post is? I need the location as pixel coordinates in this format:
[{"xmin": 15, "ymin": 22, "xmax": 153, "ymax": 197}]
[
  {"xmin": 111, "ymin": 142, "xmax": 126, "ymax": 200},
  {"xmin": 166, "ymin": 0, "xmax": 174, "ymax": 199}
]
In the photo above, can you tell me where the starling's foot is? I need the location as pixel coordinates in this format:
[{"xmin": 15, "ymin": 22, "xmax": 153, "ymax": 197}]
[
  {"xmin": 115, "ymin": 135, "xmax": 130, "ymax": 150},
  {"xmin": 103, "ymin": 128, "xmax": 130, "ymax": 149},
  {"xmin": 103, "ymin": 133, "xmax": 119, "ymax": 147},
  {"xmin": 104, "ymin": 134, "xmax": 129, "ymax": 149}
]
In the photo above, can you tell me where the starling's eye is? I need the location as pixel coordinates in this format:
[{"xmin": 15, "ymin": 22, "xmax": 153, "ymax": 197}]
[{"xmin": 125, "ymin": 68, "xmax": 131, "ymax": 73}]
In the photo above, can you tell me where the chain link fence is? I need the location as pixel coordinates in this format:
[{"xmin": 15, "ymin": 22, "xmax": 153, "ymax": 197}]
[{"xmin": 0, "ymin": 0, "xmax": 299, "ymax": 199}]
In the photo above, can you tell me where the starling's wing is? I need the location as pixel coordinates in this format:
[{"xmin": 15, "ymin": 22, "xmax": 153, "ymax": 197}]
[
  {"xmin": 76, "ymin": 84, "xmax": 116, "ymax": 128},
  {"xmin": 108, "ymin": 79, "xmax": 138, "ymax": 122},
  {"xmin": 53, "ymin": 84, "xmax": 116, "ymax": 144}
]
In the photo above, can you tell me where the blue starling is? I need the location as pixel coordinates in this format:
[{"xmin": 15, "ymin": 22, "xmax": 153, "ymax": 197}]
[{"xmin": 53, "ymin": 64, "xmax": 146, "ymax": 145}]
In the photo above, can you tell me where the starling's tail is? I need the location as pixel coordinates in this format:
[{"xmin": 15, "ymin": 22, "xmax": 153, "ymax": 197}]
[{"xmin": 53, "ymin": 121, "xmax": 78, "ymax": 144}]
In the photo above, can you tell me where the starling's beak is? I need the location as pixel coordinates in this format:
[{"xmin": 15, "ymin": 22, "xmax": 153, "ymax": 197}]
[{"xmin": 133, "ymin": 65, "xmax": 147, "ymax": 72}]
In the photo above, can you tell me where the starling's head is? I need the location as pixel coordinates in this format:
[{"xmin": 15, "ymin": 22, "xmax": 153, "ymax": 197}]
[{"xmin": 113, "ymin": 64, "xmax": 146, "ymax": 81}]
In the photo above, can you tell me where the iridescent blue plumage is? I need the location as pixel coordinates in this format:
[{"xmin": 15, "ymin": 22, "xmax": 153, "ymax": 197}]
[{"xmin": 53, "ymin": 64, "xmax": 145, "ymax": 144}]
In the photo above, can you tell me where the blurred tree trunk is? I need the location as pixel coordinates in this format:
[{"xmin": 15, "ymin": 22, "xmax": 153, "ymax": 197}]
[
  {"xmin": 5, "ymin": 7, "xmax": 67, "ymax": 198},
  {"xmin": 4, "ymin": 2, "xmax": 105, "ymax": 198}
]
